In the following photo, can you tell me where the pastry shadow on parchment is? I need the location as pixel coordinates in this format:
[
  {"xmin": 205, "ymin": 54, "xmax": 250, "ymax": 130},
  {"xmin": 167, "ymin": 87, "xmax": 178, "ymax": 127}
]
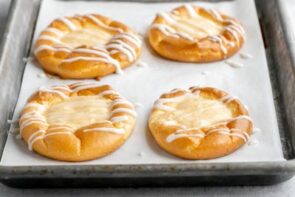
[
  {"xmin": 10, "ymin": 133, "xmax": 51, "ymax": 162},
  {"xmin": 144, "ymin": 120, "xmax": 182, "ymax": 160}
]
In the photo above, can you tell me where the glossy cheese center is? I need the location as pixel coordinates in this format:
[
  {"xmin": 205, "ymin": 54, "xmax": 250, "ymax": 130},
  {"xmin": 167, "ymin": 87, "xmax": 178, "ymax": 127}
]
[
  {"xmin": 45, "ymin": 95, "xmax": 111, "ymax": 130},
  {"xmin": 164, "ymin": 94, "xmax": 232, "ymax": 128},
  {"xmin": 61, "ymin": 26, "xmax": 113, "ymax": 48},
  {"xmin": 171, "ymin": 14, "xmax": 223, "ymax": 39}
]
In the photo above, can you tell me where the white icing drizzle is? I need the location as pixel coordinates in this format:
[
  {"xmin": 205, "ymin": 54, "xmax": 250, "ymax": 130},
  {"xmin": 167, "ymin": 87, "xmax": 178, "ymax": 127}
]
[
  {"xmin": 92, "ymin": 45, "xmax": 108, "ymax": 53},
  {"xmin": 39, "ymin": 87, "xmax": 69, "ymax": 99},
  {"xmin": 57, "ymin": 17, "xmax": 77, "ymax": 31},
  {"xmin": 28, "ymin": 131, "xmax": 72, "ymax": 151},
  {"xmin": 71, "ymin": 82, "xmax": 103, "ymax": 92},
  {"xmin": 110, "ymin": 116, "xmax": 129, "ymax": 122},
  {"xmin": 44, "ymin": 27, "xmax": 64, "ymax": 37},
  {"xmin": 112, "ymin": 33, "xmax": 142, "ymax": 48},
  {"xmin": 201, "ymin": 71, "xmax": 211, "ymax": 75},
  {"xmin": 106, "ymin": 43, "xmax": 134, "ymax": 62},
  {"xmin": 162, "ymin": 120, "xmax": 180, "ymax": 127},
  {"xmin": 239, "ymin": 52, "xmax": 253, "ymax": 59},
  {"xmin": 62, "ymin": 56, "xmax": 111, "ymax": 64},
  {"xmin": 167, "ymin": 127, "xmax": 250, "ymax": 143},
  {"xmin": 23, "ymin": 103, "xmax": 46, "ymax": 110},
  {"xmin": 151, "ymin": 23, "xmax": 194, "ymax": 41},
  {"xmin": 227, "ymin": 21, "xmax": 245, "ymax": 37},
  {"xmin": 111, "ymin": 99, "xmax": 133, "ymax": 108},
  {"xmin": 111, "ymin": 108, "xmax": 137, "ymax": 117},
  {"xmin": 37, "ymin": 72, "xmax": 47, "ymax": 78},
  {"xmin": 227, "ymin": 115, "xmax": 253, "ymax": 124},
  {"xmin": 219, "ymin": 95, "xmax": 238, "ymax": 104},
  {"xmin": 20, "ymin": 111, "xmax": 42, "ymax": 121},
  {"xmin": 52, "ymin": 85, "xmax": 71, "ymax": 91},
  {"xmin": 206, "ymin": 8, "xmax": 223, "ymax": 21},
  {"xmin": 157, "ymin": 12, "xmax": 176, "ymax": 24},
  {"xmin": 83, "ymin": 127, "xmax": 125, "ymax": 134},
  {"xmin": 85, "ymin": 14, "xmax": 124, "ymax": 33},
  {"xmin": 137, "ymin": 61, "xmax": 148, "ymax": 67},
  {"xmin": 208, "ymin": 35, "xmax": 227, "ymax": 55},
  {"xmin": 166, "ymin": 129, "xmax": 205, "ymax": 143},
  {"xmin": 71, "ymin": 48, "xmax": 122, "ymax": 74},
  {"xmin": 108, "ymin": 40, "xmax": 136, "ymax": 61},
  {"xmin": 27, "ymin": 129, "xmax": 46, "ymax": 151},
  {"xmin": 154, "ymin": 94, "xmax": 188, "ymax": 111},
  {"xmin": 248, "ymin": 138, "xmax": 259, "ymax": 146},
  {"xmin": 99, "ymin": 90, "xmax": 120, "ymax": 97},
  {"xmin": 253, "ymin": 127, "xmax": 261, "ymax": 134},
  {"xmin": 231, "ymin": 128, "xmax": 250, "ymax": 141},
  {"xmin": 225, "ymin": 26, "xmax": 241, "ymax": 46},
  {"xmin": 20, "ymin": 119, "xmax": 47, "ymax": 134},
  {"xmin": 134, "ymin": 102, "xmax": 143, "ymax": 108},
  {"xmin": 184, "ymin": 4, "xmax": 197, "ymax": 17},
  {"xmin": 225, "ymin": 60, "xmax": 244, "ymax": 68},
  {"xmin": 48, "ymin": 125, "xmax": 74, "ymax": 132},
  {"xmin": 38, "ymin": 35, "xmax": 62, "ymax": 44},
  {"xmin": 34, "ymin": 45, "xmax": 71, "ymax": 54}
]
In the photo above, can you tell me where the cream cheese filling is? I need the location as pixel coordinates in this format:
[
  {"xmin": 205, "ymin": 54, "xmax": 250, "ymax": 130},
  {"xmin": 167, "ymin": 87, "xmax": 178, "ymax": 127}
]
[
  {"xmin": 45, "ymin": 95, "xmax": 111, "ymax": 130},
  {"xmin": 61, "ymin": 27, "xmax": 113, "ymax": 48},
  {"xmin": 171, "ymin": 14, "xmax": 223, "ymax": 39},
  {"xmin": 165, "ymin": 94, "xmax": 233, "ymax": 129}
]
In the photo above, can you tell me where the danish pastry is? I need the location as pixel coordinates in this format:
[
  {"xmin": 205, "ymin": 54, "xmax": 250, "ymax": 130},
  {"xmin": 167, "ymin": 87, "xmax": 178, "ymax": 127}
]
[
  {"xmin": 19, "ymin": 82, "xmax": 136, "ymax": 161},
  {"xmin": 34, "ymin": 14, "xmax": 142, "ymax": 79},
  {"xmin": 149, "ymin": 86, "xmax": 253, "ymax": 159},
  {"xmin": 148, "ymin": 5, "xmax": 245, "ymax": 62}
]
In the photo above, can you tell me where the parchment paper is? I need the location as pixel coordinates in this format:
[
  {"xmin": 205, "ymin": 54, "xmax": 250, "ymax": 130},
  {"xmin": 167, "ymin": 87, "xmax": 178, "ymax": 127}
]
[{"xmin": 0, "ymin": 0, "xmax": 284, "ymax": 166}]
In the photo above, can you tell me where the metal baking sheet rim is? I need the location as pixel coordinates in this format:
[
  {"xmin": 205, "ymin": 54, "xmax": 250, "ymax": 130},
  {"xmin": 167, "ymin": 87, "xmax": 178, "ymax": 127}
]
[{"xmin": 0, "ymin": 0, "xmax": 294, "ymax": 186}]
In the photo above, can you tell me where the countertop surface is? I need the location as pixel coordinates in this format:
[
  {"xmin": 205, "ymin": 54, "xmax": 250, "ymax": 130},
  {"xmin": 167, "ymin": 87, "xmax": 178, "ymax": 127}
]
[{"xmin": 0, "ymin": 0, "xmax": 295, "ymax": 196}]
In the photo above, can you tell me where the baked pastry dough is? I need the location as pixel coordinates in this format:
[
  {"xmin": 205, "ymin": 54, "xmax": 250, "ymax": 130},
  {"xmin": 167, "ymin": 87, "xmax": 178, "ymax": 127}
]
[
  {"xmin": 149, "ymin": 86, "xmax": 253, "ymax": 160},
  {"xmin": 34, "ymin": 14, "xmax": 142, "ymax": 79},
  {"xmin": 148, "ymin": 5, "xmax": 245, "ymax": 62},
  {"xmin": 19, "ymin": 82, "xmax": 136, "ymax": 161}
]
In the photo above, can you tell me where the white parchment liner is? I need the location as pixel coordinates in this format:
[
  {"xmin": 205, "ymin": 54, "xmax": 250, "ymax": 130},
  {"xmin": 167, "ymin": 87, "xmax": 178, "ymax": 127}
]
[{"xmin": 0, "ymin": 0, "xmax": 284, "ymax": 166}]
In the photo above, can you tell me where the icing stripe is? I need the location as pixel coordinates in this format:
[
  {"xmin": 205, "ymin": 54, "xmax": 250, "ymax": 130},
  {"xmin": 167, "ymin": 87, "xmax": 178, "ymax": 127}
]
[
  {"xmin": 72, "ymin": 48, "xmax": 122, "ymax": 74},
  {"xmin": 83, "ymin": 127, "xmax": 125, "ymax": 134},
  {"xmin": 34, "ymin": 45, "xmax": 71, "ymax": 54},
  {"xmin": 99, "ymin": 90, "xmax": 120, "ymax": 96},
  {"xmin": 106, "ymin": 43, "xmax": 134, "ymax": 62},
  {"xmin": 110, "ymin": 116, "xmax": 129, "ymax": 122},
  {"xmin": 109, "ymin": 40, "xmax": 136, "ymax": 60},
  {"xmin": 111, "ymin": 99, "xmax": 133, "ymax": 108},
  {"xmin": 57, "ymin": 17, "xmax": 77, "ymax": 31},
  {"xmin": 112, "ymin": 33, "xmax": 142, "ymax": 48},
  {"xmin": 111, "ymin": 108, "xmax": 137, "ymax": 117},
  {"xmin": 85, "ymin": 14, "xmax": 123, "ymax": 33},
  {"xmin": 27, "ymin": 129, "xmax": 46, "ymax": 151},
  {"xmin": 71, "ymin": 83, "xmax": 104, "ymax": 92},
  {"xmin": 44, "ymin": 27, "xmax": 64, "ymax": 37},
  {"xmin": 184, "ymin": 4, "xmax": 197, "ymax": 18},
  {"xmin": 208, "ymin": 35, "xmax": 227, "ymax": 55},
  {"xmin": 39, "ymin": 88, "xmax": 68, "ymax": 99},
  {"xmin": 38, "ymin": 35, "xmax": 61, "ymax": 43}
]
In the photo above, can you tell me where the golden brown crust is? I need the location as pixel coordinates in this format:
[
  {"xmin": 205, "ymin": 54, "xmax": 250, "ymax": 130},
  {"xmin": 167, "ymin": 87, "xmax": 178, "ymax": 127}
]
[
  {"xmin": 149, "ymin": 86, "xmax": 253, "ymax": 160},
  {"xmin": 20, "ymin": 82, "xmax": 136, "ymax": 161},
  {"xmin": 148, "ymin": 5, "xmax": 245, "ymax": 62},
  {"xmin": 34, "ymin": 14, "xmax": 142, "ymax": 79}
]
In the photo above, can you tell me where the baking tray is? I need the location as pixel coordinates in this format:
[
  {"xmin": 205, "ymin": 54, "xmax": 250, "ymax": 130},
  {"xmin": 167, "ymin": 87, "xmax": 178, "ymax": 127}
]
[{"xmin": 0, "ymin": 0, "xmax": 294, "ymax": 187}]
